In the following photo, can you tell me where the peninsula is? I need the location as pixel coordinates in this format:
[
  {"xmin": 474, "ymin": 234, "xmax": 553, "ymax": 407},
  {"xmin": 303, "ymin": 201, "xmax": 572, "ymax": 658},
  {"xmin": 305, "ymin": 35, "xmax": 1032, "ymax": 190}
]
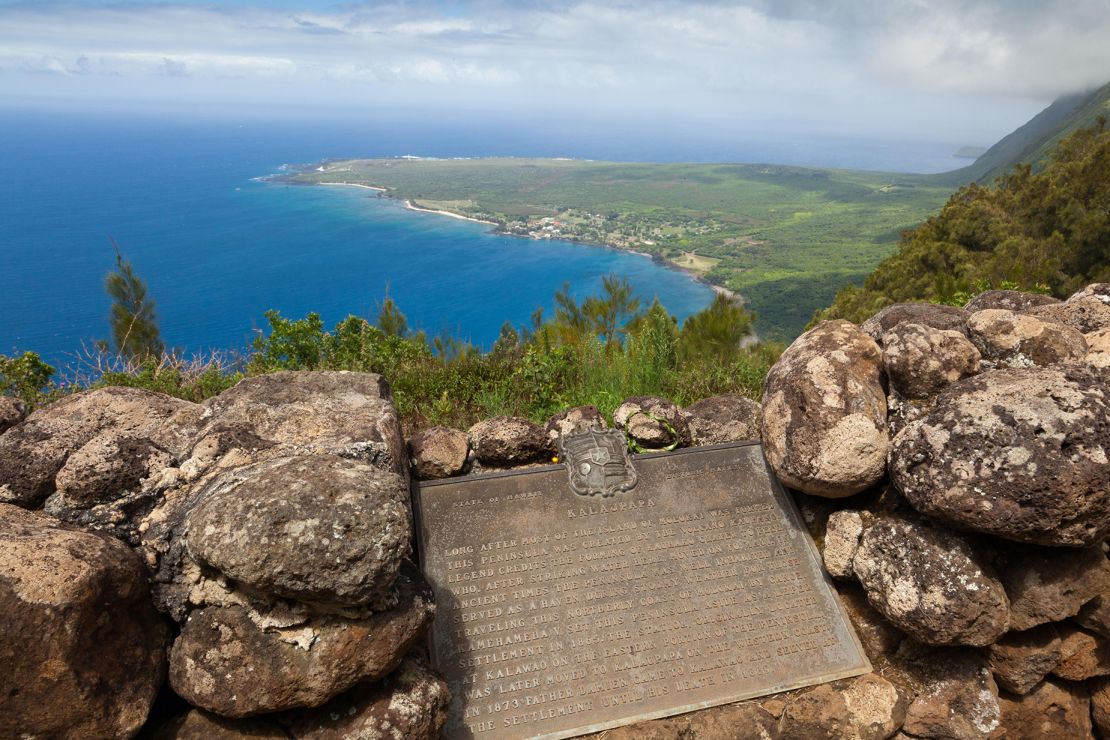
[
  {"xmin": 284, "ymin": 159, "xmax": 952, "ymax": 339},
  {"xmin": 284, "ymin": 80, "xmax": 1110, "ymax": 339}
]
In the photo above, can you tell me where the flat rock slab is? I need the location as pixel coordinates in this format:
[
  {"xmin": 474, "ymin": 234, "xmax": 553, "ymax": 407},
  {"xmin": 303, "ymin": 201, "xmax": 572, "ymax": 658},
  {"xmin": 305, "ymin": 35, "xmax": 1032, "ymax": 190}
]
[
  {"xmin": 414, "ymin": 442, "xmax": 869, "ymax": 739},
  {"xmin": 193, "ymin": 371, "xmax": 408, "ymax": 477}
]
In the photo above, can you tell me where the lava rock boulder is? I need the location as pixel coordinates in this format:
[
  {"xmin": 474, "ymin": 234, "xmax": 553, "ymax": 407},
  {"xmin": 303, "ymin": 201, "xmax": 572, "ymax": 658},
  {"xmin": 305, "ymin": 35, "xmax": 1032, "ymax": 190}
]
[
  {"xmin": 0, "ymin": 386, "xmax": 194, "ymax": 509},
  {"xmin": 890, "ymin": 365, "xmax": 1110, "ymax": 547},
  {"xmin": 0, "ymin": 504, "xmax": 170, "ymax": 738},
  {"xmin": 185, "ymin": 454, "xmax": 411, "ymax": 608},
  {"xmin": 192, "ymin": 371, "xmax": 408, "ymax": 478},
  {"xmin": 169, "ymin": 567, "xmax": 434, "ymax": 717},
  {"xmin": 468, "ymin": 416, "xmax": 551, "ymax": 467},
  {"xmin": 881, "ymin": 322, "xmax": 980, "ymax": 399},
  {"xmin": 966, "ymin": 308, "xmax": 1087, "ymax": 367},
  {"xmin": 860, "ymin": 303, "xmax": 969, "ymax": 344},
  {"xmin": 762, "ymin": 320, "xmax": 888, "ymax": 498},
  {"xmin": 613, "ymin": 396, "xmax": 692, "ymax": 450},
  {"xmin": 851, "ymin": 517, "xmax": 1010, "ymax": 646},
  {"xmin": 685, "ymin": 394, "xmax": 763, "ymax": 445},
  {"xmin": 408, "ymin": 426, "xmax": 470, "ymax": 480}
]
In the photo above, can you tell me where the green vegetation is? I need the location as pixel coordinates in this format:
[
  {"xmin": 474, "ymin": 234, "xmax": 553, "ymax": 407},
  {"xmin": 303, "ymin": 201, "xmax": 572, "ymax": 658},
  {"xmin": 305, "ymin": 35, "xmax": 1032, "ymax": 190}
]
[
  {"xmin": 943, "ymin": 81, "xmax": 1110, "ymax": 185},
  {"xmin": 104, "ymin": 244, "xmax": 163, "ymax": 360},
  {"xmin": 290, "ymin": 159, "xmax": 953, "ymax": 340},
  {"xmin": 8, "ymin": 89, "xmax": 1106, "ymax": 428},
  {"xmin": 818, "ymin": 120, "xmax": 1110, "ymax": 323},
  {"xmin": 286, "ymin": 83, "xmax": 1110, "ymax": 340},
  {"xmin": 0, "ymin": 352, "xmax": 56, "ymax": 407},
  {"xmin": 8, "ymin": 277, "xmax": 777, "ymax": 432},
  {"xmin": 242, "ymin": 277, "xmax": 779, "ymax": 430}
]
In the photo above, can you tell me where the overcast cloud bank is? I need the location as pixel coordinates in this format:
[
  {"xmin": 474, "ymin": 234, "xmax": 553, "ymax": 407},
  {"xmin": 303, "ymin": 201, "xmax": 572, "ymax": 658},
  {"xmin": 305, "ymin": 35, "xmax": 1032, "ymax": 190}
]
[{"xmin": 2, "ymin": 1, "xmax": 1108, "ymax": 142}]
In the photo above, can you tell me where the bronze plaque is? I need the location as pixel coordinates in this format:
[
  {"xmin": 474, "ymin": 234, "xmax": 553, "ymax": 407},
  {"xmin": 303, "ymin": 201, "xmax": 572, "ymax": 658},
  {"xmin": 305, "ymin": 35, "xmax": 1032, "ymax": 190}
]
[{"xmin": 414, "ymin": 442, "xmax": 869, "ymax": 739}]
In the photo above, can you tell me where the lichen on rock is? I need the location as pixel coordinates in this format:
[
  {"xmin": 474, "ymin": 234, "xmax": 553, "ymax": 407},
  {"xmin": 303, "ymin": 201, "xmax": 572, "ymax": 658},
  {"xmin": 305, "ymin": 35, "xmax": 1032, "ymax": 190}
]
[
  {"xmin": 185, "ymin": 454, "xmax": 411, "ymax": 608},
  {"xmin": 966, "ymin": 308, "xmax": 1087, "ymax": 367},
  {"xmin": 762, "ymin": 320, "xmax": 888, "ymax": 498},
  {"xmin": 881, "ymin": 321, "xmax": 980, "ymax": 399},
  {"xmin": 168, "ymin": 565, "xmax": 434, "ymax": 717},
  {"xmin": 684, "ymin": 394, "xmax": 762, "ymax": 445},
  {"xmin": 851, "ymin": 517, "xmax": 1010, "ymax": 646},
  {"xmin": 890, "ymin": 365, "xmax": 1110, "ymax": 547}
]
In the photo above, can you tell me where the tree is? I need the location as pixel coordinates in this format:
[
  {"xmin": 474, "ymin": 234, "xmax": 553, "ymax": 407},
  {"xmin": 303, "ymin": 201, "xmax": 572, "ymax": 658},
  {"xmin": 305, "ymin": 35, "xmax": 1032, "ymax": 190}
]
[
  {"xmin": 678, "ymin": 293, "xmax": 753, "ymax": 363},
  {"xmin": 553, "ymin": 282, "xmax": 591, "ymax": 339},
  {"xmin": 377, "ymin": 297, "xmax": 409, "ymax": 338},
  {"xmin": 553, "ymin": 274, "xmax": 642, "ymax": 344},
  {"xmin": 490, "ymin": 321, "xmax": 521, "ymax": 359},
  {"xmin": 105, "ymin": 242, "xmax": 163, "ymax": 359},
  {"xmin": 584, "ymin": 275, "xmax": 641, "ymax": 344}
]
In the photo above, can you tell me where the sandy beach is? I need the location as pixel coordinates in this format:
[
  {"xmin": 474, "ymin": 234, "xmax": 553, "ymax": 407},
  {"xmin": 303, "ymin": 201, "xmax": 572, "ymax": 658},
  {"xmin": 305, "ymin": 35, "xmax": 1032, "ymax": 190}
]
[
  {"xmin": 627, "ymin": 248, "xmax": 742, "ymax": 303},
  {"xmin": 318, "ymin": 182, "xmax": 387, "ymax": 192},
  {"xmin": 403, "ymin": 200, "xmax": 498, "ymax": 226}
]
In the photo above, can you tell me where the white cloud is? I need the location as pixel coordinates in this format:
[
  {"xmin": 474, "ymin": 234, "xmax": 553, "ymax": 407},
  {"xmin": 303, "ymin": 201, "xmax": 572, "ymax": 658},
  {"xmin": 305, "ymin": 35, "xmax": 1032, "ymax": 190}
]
[{"xmin": 0, "ymin": 0, "xmax": 1107, "ymax": 140}]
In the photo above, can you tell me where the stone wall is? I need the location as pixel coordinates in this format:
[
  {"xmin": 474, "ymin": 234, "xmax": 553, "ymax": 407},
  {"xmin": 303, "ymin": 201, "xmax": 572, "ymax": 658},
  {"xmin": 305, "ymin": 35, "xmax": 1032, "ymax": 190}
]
[
  {"xmin": 0, "ymin": 283, "xmax": 1107, "ymax": 738},
  {"xmin": 0, "ymin": 372, "xmax": 447, "ymax": 739},
  {"xmin": 754, "ymin": 284, "xmax": 1110, "ymax": 740}
]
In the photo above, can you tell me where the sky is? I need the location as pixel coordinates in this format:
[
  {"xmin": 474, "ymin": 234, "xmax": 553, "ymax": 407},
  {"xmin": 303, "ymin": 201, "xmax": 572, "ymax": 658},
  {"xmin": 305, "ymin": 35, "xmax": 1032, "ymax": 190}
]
[{"xmin": 3, "ymin": 0, "xmax": 1110, "ymax": 144}]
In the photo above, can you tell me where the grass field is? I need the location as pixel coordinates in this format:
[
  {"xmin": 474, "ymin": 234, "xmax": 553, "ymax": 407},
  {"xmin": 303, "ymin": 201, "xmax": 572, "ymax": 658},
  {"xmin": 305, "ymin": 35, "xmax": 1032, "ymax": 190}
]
[
  {"xmin": 291, "ymin": 158, "xmax": 955, "ymax": 339},
  {"xmin": 670, "ymin": 251, "xmax": 720, "ymax": 275}
]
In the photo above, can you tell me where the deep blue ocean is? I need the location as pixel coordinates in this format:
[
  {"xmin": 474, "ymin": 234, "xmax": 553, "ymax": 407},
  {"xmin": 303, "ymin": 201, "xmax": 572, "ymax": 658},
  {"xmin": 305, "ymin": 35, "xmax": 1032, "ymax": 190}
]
[{"xmin": 0, "ymin": 109, "xmax": 971, "ymax": 370}]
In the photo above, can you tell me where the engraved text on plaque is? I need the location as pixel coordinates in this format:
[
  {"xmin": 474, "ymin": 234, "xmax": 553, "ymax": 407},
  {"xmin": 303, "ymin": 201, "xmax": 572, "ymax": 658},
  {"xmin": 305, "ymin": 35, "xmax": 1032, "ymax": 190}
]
[{"xmin": 413, "ymin": 442, "xmax": 869, "ymax": 739}]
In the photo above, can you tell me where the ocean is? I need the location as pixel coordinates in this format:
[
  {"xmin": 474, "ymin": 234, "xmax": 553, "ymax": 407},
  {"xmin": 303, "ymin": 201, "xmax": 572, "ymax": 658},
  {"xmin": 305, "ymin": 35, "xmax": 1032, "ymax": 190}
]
[{"xmin": 0, "ymin": 109, "xmax": 970, "ymax": 370}]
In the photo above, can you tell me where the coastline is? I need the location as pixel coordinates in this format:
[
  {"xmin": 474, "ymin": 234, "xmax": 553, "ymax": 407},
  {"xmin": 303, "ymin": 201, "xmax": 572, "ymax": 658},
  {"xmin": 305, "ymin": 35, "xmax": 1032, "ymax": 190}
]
[
  {"xmin": 403, "ymin": 199, "xmax": 499, "ymax": 226},
  {"xmin": 625, "ymin": 248, "xmax": 741, "ymax": 304},
  {"xmin": 318, "ymin": 182, "xmax": 387, "ymax": 193},
  {"xmin": 310, "ymin": 177, "xmax": 741, "ymax": 306}
]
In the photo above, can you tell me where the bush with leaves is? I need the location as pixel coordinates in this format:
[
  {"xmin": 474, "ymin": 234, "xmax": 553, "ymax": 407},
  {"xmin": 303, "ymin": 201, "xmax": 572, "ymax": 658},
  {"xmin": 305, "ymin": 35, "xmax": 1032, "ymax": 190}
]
[
  {"xmin": 12, "ymin": 269, "xmax": 776, "ymax": 431},
  {"xmin": 0, "ymin": 351, "xmax": 56, "ymax": 407},
  {"xmin": 96, "ymin": 355, "xmax": 243, "ymax": 403},
  {"xmin": 678, "ymin": 293, "xmax": 753, "ymax": 363}
]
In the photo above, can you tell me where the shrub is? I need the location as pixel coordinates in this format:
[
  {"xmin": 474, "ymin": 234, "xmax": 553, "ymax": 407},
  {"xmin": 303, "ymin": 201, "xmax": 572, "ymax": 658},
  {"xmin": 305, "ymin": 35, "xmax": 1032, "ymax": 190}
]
[{"xmin": 0, "ymin": 351, "xmax": 56, "ymax": 407}]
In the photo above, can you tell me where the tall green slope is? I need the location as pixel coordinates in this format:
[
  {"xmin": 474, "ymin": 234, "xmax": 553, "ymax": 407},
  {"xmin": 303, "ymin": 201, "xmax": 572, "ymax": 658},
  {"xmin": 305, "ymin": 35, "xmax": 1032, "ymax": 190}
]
[
  {"xmin": 817, "ymin": 118, "xmax": 1110, "ymax": 324},
  {"xmin": 939, "ymin": 81, "xmax": 1110, "ymax": 185}
]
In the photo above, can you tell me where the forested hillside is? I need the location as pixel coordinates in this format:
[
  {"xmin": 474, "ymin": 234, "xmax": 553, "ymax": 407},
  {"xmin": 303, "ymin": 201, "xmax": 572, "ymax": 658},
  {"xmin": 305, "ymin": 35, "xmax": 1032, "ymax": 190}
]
[{"xmin": 818, "ymin": 121, "xmax": 1110, "ymax": 324}]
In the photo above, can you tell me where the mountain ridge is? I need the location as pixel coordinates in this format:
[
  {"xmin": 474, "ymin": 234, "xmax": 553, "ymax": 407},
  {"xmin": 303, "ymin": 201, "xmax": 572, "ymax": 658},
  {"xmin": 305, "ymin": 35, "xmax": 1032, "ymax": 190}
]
[{"xmin": 938, "ymin": 81, "xmax": 1110, "ymax": 185}]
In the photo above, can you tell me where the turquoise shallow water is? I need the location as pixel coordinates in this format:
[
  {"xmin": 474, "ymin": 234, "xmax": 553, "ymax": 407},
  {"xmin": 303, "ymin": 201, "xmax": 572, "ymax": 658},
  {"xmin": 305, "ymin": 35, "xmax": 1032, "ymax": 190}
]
[{"xmin": 0, "ymin": 112, "xmax": 715, "ymax": 368}]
